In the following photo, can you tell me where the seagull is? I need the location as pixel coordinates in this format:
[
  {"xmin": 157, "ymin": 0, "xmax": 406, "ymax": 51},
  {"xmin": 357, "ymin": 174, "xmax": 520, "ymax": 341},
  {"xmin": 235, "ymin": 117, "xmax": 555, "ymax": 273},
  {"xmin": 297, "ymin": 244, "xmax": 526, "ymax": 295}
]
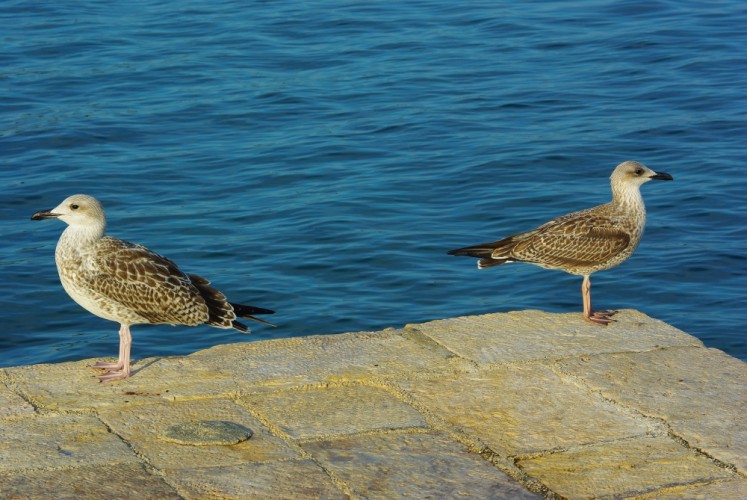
[
  {"xmin": 448, "ymin": 161, "xmax": 673, "ymax": 325},
  {"xmin": 32, "ymin": 194, "xmax": 275, "ymax": 382}
]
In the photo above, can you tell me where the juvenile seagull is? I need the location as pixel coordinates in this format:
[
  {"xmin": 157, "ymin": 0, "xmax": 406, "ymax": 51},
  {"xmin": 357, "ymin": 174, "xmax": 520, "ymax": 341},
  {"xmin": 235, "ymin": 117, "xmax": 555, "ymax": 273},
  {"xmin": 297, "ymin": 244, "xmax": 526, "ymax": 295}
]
[
  {"xmin": 448, "ymin": 161, "xmax": 672, "ymax": 325},
  {"xmin": 32, "ymin": 194, "xmax": 275, "ymax": 382}
]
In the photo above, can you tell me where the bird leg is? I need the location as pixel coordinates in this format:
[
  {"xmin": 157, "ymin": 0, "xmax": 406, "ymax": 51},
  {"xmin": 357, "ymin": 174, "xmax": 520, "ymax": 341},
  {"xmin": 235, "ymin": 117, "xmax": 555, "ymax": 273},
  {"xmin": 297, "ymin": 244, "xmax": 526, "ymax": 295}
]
[
  {"xmin": 90, "ymin": 324, "xmax": 132, "ymax": 382},
  {"xmin": 581, "ymin": 275, "xmax": 617, "ymax": 326}
]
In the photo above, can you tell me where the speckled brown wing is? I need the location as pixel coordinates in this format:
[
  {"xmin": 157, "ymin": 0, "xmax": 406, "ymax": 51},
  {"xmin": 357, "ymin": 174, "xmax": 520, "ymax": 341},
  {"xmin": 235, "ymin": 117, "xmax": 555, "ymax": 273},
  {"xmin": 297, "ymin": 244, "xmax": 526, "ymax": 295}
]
[
  {"xmin": 84, "ymin": 237, "xmax": 210, "ymax": 325},
  {"xmin": 509, "ymin": 215, "xmax": 631, "ymax": 273}
]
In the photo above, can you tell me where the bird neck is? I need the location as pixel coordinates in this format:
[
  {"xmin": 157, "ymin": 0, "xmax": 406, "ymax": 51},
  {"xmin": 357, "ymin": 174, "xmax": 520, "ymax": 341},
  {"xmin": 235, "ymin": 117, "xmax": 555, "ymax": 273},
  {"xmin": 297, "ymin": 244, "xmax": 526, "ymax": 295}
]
[
  {"xmin": 611, "ymin": 183, "xmax": 646, "ymax": 213},
  {"xmin": 58, "ymin": 222, "xmax": 106, "ymax": 251}
]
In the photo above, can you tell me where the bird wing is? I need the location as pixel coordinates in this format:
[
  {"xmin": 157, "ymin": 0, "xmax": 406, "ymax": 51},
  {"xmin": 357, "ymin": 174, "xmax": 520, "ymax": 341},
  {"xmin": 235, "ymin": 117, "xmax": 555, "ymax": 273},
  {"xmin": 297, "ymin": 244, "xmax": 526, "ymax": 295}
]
[
  {"xmin": 82, "ymin": 237, "xmax": 209, "ymax": 325},
  {"xmin": 509, "ymin": 215, "xmax": 631, "ymax": 269}
]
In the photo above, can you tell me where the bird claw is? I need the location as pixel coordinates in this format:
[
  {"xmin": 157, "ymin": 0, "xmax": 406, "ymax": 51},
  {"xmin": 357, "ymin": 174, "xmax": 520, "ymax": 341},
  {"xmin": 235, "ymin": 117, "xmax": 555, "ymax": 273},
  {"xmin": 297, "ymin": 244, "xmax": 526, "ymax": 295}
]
[
  {"xmin": 96, "ymin": 370, "xmax": 130, "ymax": 383},
  {"xmin": 89, "ymin": 361, "xmax": 124, "ymax": 372},
  {"xmin": 585, "ymin": 310, "xmax": 618, "ymax": 326}
]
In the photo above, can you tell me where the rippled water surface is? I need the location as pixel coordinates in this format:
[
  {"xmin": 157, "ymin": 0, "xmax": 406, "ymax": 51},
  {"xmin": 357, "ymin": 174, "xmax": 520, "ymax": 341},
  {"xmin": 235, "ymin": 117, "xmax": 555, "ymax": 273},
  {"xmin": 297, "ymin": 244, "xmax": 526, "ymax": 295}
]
[{"xmin": 2, "ymin": 0, "xmax": 746, "ymax": 367}]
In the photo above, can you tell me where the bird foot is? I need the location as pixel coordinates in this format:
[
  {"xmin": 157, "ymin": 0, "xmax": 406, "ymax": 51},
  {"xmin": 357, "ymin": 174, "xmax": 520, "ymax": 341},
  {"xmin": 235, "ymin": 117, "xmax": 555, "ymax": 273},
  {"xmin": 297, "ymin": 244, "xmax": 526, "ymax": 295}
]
[
  {"xmin": 89, "ymin": 360, "xmax": 124, "ymax": 372},
  {"xmin": 96, "ymin": 370, "xmax": 130, "ymax": 383},
  {"xmin": 585, "ymin": 310, "xmax": 618, "ymax": 326}
]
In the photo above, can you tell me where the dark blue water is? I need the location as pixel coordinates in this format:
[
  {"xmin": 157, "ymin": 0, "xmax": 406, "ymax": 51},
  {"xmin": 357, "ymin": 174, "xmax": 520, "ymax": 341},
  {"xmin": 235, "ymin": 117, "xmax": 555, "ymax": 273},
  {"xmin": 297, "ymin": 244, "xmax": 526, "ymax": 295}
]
[{"xmin": 2, "ymin": 1, "xmax": 746, "ymax": 367}]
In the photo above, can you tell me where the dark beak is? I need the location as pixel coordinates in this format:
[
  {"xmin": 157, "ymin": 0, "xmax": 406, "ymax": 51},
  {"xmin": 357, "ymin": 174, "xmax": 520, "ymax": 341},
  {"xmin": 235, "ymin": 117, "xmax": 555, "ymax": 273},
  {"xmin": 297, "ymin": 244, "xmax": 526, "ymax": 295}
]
[
  {"xmin": 649, "ymin": 171, "xmax": 673, "ymax": 181},
  {"xmin": 31, "ymin": 209, "xmax": 60, "ymax": 220}
]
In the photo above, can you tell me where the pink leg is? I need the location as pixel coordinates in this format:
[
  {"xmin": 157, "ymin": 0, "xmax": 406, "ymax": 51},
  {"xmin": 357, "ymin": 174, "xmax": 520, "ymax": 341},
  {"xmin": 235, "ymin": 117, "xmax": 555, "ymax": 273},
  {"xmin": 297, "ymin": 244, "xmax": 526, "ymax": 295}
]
[
  {"xmin": 91, "ymin": 324, "xmax": 133, "ymax": 382},
  {"xmin": 581, "ymin": 275, "xmax": 616, "ymax": 326}
]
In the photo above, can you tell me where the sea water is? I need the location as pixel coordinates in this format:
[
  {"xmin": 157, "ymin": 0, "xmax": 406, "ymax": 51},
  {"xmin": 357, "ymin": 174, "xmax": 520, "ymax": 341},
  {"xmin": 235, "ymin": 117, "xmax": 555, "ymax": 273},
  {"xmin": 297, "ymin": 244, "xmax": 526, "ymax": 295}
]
[{"xmin": 1, "ymin": 0, "xmax": 745, "ymax": 366}]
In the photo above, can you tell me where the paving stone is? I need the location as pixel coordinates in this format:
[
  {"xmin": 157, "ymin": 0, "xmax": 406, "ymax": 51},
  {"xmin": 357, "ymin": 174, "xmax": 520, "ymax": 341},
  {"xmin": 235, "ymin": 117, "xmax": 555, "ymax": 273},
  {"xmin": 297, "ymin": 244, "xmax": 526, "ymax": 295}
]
[
  {"xmin": 3, "ymin": 356, "xmax": 239, "ymax": 412},
  {"xmin": 191, "ymin": 329, "xmax": 455, "ymax": 388},
  {"xmin": 1, "ymin": 310, "xmax": 743, "ymax": 499},
  {"xmin": 98, "ymin": 398, "xmax": 299, "ymax": 470},
  {"xmin": 166, "ymin": 459, "xmax": 347, "ymax": 499},
  {"xmin": 0, "ymin": 462, "xmax": 180, "ymax": 499},
  {"xmin": 0, "ymin": 380, "xmax": 35, "ymax": 419},
  {"xmin": 244, "ymin": 384, "xmax": 426, "ymax": 440},
  {"xmin": 302, "ymin": 431, "xmax": 538, "ymax": 499},
  {"xmin": 517, "ymin": 436, "xmax": 734, "ymax": 499},
  {"xmin": 0, "ymin": 415, "xmax": 139, "ymax": 472},
  {"xmin": 411, "ymin": 309, "xmax": 701, "ymax": 364},
  {"xmin": 398, "ymin": 364, "xmax": 656, "ymax": 455},
  {"xmin": 556, "ymin": 346, "xmax": 747, "ymax": 472},
  {"xmin": 637, "ymin": 478, "xmax": 747, "ymax": 499}
]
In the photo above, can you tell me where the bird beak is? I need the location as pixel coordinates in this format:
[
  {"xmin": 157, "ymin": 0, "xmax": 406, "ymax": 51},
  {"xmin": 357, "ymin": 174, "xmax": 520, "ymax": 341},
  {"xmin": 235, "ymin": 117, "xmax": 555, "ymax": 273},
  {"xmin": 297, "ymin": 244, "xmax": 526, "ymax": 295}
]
[
  {"xmin": 649, "ymin": 171, "xmax": 673, "ymax": 181},
  {"xmin": 31, "ymin": 209, "xmax": 61, "ymax": 220}
]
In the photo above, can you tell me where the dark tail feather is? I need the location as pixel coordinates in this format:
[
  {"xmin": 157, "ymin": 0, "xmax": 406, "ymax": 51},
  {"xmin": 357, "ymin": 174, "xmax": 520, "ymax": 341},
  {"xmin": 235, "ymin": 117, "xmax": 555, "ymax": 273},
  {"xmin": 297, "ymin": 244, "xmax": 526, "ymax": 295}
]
[
  {"xmin": 230, "ymin": 302, "xmax": 277, "ymax": 330},
  {"xmin": 448, "ymin": 245, "xmax": 496, "ymax": 259},
  {"xmin": 448, "ymin": 241, "xmax": 514, "ymax": 269},
  {"xmin": 478, "ymin": 257, "xmax": 507, "ymax": 269},
  {"xmin": 189, "ymin": 274, "xmax": 237, "ymax": 329}
]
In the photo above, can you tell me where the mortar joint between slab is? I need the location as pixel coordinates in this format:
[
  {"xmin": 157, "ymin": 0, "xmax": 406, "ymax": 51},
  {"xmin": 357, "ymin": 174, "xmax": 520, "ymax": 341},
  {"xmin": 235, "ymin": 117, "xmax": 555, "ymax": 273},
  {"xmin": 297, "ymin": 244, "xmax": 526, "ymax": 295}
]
[
  {"xmin": 0, "ymin": 370, "xmax": 47, "ymax": 416},
  {"xmin": 364, "ymin": 375, "xmax": 558, "ymax": 496},
  {"xmin": 665, "ymin": 429, "xmax": 741, "ymax": 475},
  {"xmin": 547, "ymin": 362, "xmax": 670, "ymax": 432},
  {"xmin": 93, "ymin": 413, "xmax": 165, "ymax": 474},
  {"xmin": 478, "ymin": 447, "xmax": 558, "ymax": 498},
  {"xmin": 549, "ymin": 360, "xmax": 743, "ymax": 474},
  {"xmin": 401, "ymin": 326, "xmax": 481, "ymax": 369}
]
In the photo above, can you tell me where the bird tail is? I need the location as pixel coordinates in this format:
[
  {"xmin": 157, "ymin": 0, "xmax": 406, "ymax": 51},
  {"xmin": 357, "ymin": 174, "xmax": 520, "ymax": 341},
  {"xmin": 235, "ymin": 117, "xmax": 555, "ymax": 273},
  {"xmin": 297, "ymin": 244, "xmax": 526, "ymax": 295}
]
[
  {"xmin": 448, "ymin": 244, "xmax": 509, "ymax": 269},
  {"xmin": 448, "ymin": 233, "xmax": 532, "ymax": 269},
  {"xmin": 188, "ymin": 273, "xmax": 275, "ymax": 332},
  {"xmin": 189, "ymin": 274, "xmax": 238, "ymax": 329},
  {"xmin": 230, "ymin": 302, "xmax": 277, "ymax": 330}
]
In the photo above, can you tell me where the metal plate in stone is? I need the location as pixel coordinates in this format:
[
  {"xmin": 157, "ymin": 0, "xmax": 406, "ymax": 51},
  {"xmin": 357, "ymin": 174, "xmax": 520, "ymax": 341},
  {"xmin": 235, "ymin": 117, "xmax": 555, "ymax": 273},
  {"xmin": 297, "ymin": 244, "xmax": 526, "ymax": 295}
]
[{"xmin": 161, "ymin": 420, "xmax": 253, "ymax": 446}]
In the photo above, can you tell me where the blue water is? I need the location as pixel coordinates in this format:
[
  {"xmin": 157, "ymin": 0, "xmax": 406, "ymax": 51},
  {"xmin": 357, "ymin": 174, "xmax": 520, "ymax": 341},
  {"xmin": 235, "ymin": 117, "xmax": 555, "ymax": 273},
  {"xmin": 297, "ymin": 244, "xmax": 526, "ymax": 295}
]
[{"xmin": 2, "ymin": 1, "xmax": 746, "ymax": 368}]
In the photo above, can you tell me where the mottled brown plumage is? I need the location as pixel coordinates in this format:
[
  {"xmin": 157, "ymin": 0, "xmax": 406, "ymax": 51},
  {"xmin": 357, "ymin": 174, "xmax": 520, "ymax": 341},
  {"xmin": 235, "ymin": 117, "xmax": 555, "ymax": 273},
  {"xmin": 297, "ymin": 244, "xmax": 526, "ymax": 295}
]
[
  {"xmin": 32, "ymin": 194, "xmax": 274, "ymax": 381},
  {"xmin": 449, "ymin": 161, "xmax": 673, "ymax": 325}
]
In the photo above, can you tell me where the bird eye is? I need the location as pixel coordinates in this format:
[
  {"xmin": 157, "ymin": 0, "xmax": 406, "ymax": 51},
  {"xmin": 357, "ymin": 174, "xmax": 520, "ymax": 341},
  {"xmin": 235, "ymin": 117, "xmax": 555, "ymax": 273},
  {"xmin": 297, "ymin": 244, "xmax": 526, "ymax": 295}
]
[
  {"xmin": 71, "ymin": 204, "xmax": 79, "ymax": 210},
  {"xmin": 634, "ymin": 168, "xmax": 644, "ymax": 175}
]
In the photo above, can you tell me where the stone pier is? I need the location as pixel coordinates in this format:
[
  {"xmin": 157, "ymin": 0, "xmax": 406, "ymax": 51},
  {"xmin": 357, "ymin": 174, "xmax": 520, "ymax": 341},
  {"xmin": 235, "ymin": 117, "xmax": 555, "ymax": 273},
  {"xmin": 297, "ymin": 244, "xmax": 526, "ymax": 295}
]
[{"xmin": 1, "ymin": 310, "xmax": 744, "ymax": 498}]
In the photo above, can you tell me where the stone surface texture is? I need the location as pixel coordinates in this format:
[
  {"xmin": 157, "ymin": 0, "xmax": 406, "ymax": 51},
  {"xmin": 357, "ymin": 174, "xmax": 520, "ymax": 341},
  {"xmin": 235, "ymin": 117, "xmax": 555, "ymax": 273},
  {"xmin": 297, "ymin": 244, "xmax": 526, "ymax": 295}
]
[{"xmin": 1, "ymin": 309, "xmax": 743, "ymax": 499}]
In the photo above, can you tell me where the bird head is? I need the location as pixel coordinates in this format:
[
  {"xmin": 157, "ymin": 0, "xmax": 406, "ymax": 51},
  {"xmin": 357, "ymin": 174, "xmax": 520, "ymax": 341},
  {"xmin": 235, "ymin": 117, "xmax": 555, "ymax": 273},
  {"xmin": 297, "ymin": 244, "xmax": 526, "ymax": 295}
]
[{"xmin": 32, "ymin": 194, "xmax": 107, "ymax": 230}]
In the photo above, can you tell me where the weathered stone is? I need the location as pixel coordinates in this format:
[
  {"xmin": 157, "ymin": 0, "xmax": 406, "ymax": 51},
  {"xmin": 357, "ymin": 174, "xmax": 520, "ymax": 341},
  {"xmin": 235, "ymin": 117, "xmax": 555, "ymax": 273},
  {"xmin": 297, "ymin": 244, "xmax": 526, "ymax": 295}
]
[
  {"xmin": 97, "ymin": 398, "xmax": 298, "ymax": 470},
  {"xmin": 517, "ymin": 436, "xmax": 734, "ymax": 498},
  {"xmin": 0, "ymin": 462, "xmax": 180, "ymax": 499},
  {"xmin": 637, "ymin": 478, "xmax": 747, "ymax": 499},
  {"xmin": 2, "ymin": 356, "xmax": 239, "ymax": 412},
  {"xmin": 302, "ymin": 430, "xmax": 539, "ymax": 499},
  {"xmin": 162, "ymin": 420, "xmax": 253, "ymax": 446},
  {"xmin": 0, "ymin": 379, "xmax": 35, "ymax": 419},
  {"xmin": 243, "ymin": 384, "xmax": 426, "ymax": 440},
  {"xmin": 190, "ymin": 329, "xmax": 455, "ymax": 389},
  {"xmin": 556, "ymin": 346, "xmax": 747, "ymax": 473},
  {"xmin": 411, "ymin": 309, "xmax": 701, "ymax": 364},
  {"xmin": 0, "ymin": 310, "xmax": 743, "ymax": 499},
  {"xmin": 0, "ymin": 415, "xmax": 139, "ymax": 472},
  {"xmin": 166, "ymin": 459, "xmax": 348, "ymax": 499},
  {"xmin": 399, "ymin": 363, "xmax": 657, "ymax": 455}
]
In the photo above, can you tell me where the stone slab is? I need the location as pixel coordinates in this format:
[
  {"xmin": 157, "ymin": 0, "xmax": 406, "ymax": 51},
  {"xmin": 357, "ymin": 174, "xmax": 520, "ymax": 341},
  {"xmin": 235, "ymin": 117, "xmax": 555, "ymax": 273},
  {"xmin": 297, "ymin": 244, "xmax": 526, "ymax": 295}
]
[
  {"xmin": 556, "ymin": 346, "xmax": 747, "ymax": 472},
  {"xmin": 638, "ymin": 478, "xmax": 747, "ymax": 499},
  {"xmin": 399, "ymin": 363, "xmax": 657, "ymax": 456},
  {"xmin": 410, "ymin": 309, "xmax": 702, "ymax": 364},
  {"xmin": 166, "ymin": 459, "xmax": 347, "ymax": 499},
  {"xmin": 0, "ymin": 379, "xmax": 35, "ymax": 419},
  {"xmin": 191, "ymin": 329, "xmax": 455, "ymax": 389},
  {"xmin": 244, "ymin": 384, "xmax": 426, "ymax": 440},
  {"xmin": 0, "ymin": 462, "xmax": 180, "ymax": 499},
  {"xmin": 97, "ymin": 398, "xmax": 299, "ymax": 470},
  {"xmin": 517, "ymin": 435, "xmax": 734, "ymax": 499},
  {"xmin": 3, "ymin": 356, "xmax": 239, "ymax": 412},
  {"xmin": 0, "ymin": 415, "xmax": 139, "ymax": 472},
  {"xmin": 302, "ymin": 430, "xmax": 539, "ymax": 499}
]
